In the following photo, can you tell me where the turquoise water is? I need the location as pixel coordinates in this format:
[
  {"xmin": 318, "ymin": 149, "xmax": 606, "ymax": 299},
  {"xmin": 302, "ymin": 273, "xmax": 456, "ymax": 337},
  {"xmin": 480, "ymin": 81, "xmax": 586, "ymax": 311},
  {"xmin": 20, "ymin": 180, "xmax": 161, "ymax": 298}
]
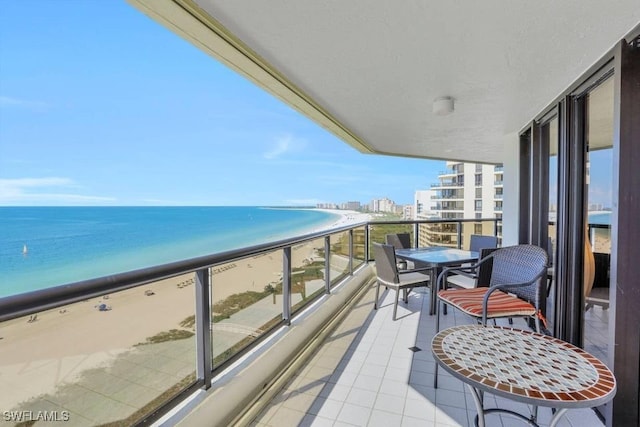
[
  {"xmin": 588, "ymin": 212, "xmax": 611, "ymax": 225},
  {"xmin": 0, "ymin": 207, "xmax": 338, "ymax": 297}
]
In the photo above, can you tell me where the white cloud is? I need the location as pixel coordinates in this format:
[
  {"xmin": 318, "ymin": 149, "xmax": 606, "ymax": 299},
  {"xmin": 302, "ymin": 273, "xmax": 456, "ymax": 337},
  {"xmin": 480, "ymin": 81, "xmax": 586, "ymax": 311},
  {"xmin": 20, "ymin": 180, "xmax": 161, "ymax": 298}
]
[
  {"xmin": 263, "ymin": 134, "xmax": 305, "ymax": 159},
  {"xmin": 0, "ymin": 177, "xmax": 116, "ymax": 205},
  {"xmin": 0, "ymin": 96, "xmax": 49, "ymax": 111}
]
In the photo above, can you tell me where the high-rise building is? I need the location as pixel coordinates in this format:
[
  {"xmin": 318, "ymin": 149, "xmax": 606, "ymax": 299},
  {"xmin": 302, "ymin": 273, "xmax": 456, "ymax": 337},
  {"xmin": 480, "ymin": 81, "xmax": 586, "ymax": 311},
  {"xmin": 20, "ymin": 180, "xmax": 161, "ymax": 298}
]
[
  {"xmin": 413, "ymin": 189, "xmax": 437, "ymax": 220},
  {"xmin": 344, "ymin": 201, "xmax": 361, "ymax": 211},
  {"xmin": 402, "ymin": 205, "xmax": 413, "ymax": 220},
  {"xmin": 369, "ymin": 197, "xmax": 396, "ymax": 213},
  {"xmin": 416, "ymin": 162, "xmax": 503, "ymax": 248}
]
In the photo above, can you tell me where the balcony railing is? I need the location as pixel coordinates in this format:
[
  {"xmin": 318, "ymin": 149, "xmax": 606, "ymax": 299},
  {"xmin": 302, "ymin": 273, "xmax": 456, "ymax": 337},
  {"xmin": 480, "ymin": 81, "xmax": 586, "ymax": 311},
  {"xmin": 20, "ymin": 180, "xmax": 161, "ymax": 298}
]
[
  {"xmin": 431, "ymin": 180, "xmax": 463, "ymax": 187},
  {"xmin": 437, "ymin": 169, "xmax": 458, "ymax": 176},
  {"xmin": 431, "ymin": 192, "xmax": 464, "ymax": 200},
  {"xmin": 0, "ymin": 217, "xmax": 500, "ymax": 425}
]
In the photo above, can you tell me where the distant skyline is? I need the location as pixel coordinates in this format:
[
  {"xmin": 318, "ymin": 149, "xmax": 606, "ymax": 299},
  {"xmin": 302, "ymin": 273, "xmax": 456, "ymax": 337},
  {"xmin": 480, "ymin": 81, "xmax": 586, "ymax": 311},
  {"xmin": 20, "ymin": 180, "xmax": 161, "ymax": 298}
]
[{"xmin": 0, "ymin": 1, "xmax": 444, "ymax": 207}]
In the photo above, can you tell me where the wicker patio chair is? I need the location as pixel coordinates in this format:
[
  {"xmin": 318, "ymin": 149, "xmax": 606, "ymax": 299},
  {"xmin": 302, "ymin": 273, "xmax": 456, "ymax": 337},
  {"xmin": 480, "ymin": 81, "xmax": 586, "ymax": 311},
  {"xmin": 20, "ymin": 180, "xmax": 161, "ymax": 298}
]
[
  {"xmin": 373, "ymin": 243, "xmax": 431, "ymax": 320},
  {"xmin": 436, "ymin": 244, "xmax": 548, "ymax": 331},
  {"xmin": 433, "ymin": 244, "xmax": 548, "ymax": 387},
  {"xmin": 469, "ymin": 234, "xmax": 499, "ymax": 253},
  {"xmin": 443, "ymin": 247, "xmax": 497, "ymax": 290},
  {"xmin": 385, "ymin": 233, "xmax": 413, "ymax": 270},
  {"xmin": 445, "ymin": 235, "xmax": 498, "ymax": 290}
]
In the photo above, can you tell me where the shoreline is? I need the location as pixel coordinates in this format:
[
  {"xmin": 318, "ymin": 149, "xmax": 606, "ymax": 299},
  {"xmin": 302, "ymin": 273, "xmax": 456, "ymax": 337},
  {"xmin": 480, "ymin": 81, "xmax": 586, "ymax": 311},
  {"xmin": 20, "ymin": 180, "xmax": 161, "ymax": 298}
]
[
  {"xmin": 1, "ymin": 207, "xmax": 369, "ymax": 298},
  {"xmin": 0, "ymin": 208, "xmax": 372, "ymax": 412},
  {"xmin": 309, "ymin": 208, "xmax": 371, "ymax": 232}
]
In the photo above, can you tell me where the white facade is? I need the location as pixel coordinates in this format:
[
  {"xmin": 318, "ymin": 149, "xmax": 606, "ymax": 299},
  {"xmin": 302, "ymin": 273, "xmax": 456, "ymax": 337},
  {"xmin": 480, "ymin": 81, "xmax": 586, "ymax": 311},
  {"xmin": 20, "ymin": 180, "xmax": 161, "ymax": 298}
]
[
  {"xmin": 414, "ymin": 189, "xmax": 437, "ymax": 219},
  {"xmin": 369, "ymin": 197, "xmax": 396, "ymax": 213},
  {"xmin": 402, "ymin": 205, "xmax": 413, "ymax": 220},
  {"xmin": 418, "ymin": 162, "xmax": 503, "ymax": 247}
]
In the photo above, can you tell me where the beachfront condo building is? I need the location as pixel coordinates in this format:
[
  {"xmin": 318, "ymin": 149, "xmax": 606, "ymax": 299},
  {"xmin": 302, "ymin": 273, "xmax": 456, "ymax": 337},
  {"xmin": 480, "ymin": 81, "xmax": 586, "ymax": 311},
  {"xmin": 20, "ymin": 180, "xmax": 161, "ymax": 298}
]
[
  {"xmin": 368, "ymin": 197, "xmax": 397, "ymax": 214},
  {"xmin": 416, "ymin": 162, "xmax": 503, "ymax": 248}
]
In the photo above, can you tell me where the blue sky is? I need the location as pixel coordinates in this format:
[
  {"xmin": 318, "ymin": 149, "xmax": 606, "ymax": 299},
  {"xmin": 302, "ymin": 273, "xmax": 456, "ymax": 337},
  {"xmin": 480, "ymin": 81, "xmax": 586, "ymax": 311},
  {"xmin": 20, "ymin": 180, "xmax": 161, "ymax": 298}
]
[{"xmin": 0, "ymin": 1, "xmax": 443, "ymax": 207}]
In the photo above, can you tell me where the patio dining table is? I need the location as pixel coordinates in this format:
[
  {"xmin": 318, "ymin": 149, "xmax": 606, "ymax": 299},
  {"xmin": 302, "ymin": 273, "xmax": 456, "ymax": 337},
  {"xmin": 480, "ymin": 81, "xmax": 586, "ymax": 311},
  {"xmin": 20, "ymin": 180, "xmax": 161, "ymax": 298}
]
[
  {"xmin": 395, "ymin": 247, "xmax": 478, "ymax": 315},
  {"xmin": 432, "ymin": 324, "xmax": 616, "ymax": 427}
]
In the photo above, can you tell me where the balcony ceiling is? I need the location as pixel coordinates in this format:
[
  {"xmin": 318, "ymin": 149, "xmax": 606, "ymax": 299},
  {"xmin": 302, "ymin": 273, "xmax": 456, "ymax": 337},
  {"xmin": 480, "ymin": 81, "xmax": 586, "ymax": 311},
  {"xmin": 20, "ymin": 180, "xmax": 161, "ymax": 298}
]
[{"xmin": 132, "ymin": 0, "xmax": 639, "ymax": 164}]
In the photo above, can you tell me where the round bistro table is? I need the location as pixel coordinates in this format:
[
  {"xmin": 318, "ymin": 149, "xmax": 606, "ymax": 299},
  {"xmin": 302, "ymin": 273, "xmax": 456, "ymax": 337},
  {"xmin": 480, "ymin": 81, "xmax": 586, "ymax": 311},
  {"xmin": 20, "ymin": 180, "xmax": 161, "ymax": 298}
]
[{"xmin": 431, "ymin": 325, "xmax": 616, "ymax": 427}]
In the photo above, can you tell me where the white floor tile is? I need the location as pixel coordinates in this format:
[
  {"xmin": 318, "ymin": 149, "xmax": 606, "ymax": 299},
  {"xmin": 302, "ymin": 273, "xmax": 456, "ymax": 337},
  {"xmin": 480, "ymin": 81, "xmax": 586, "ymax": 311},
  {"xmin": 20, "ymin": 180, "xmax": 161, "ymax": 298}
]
[
  {"xmin": 336, "ymin": 402, "xmax": 372, "ymax": 426},
  {"xmin": 366, "ymin": 409, "xmax": 403, "ymax": 427},
  {"xmin": 373, "ymin": 392, "xmax": 406, "ymax": 415},
  {"xmin": 346, "ymin": 388, "xmax": 377, "ymax": 408}
]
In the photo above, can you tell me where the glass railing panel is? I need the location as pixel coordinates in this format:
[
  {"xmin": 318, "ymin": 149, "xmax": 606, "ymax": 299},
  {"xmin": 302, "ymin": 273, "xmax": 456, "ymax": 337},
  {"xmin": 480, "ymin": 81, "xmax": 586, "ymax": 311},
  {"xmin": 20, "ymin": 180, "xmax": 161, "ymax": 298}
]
[
  {"xmin": 352, "ymin": 226, "xmax": 366, "ymax": 269},
  {"xmin": 367, "ymin": 223, "xmax": 414, "ymax": 258},
  {"xmin": 590, "ymin": 224, "xmax": 611, "ymax": 254},
  {"xmin": 0, "ymin": 273, "xmax": 198, "ymax": 425},
  {"xmin": 210, "ymin": 253, "xmax": 284, "ymax": 368},
  {"xmin": 291, "ymin": 238, "xmax": 328, "ymax": 315},
  {"xmin": 329, "ymin": 231, "xmax": 350, "ymax": 287},
  {"xmin": 460, "ymin": 220, "xmax": 497, "ymax": 250},
  {"xmin": 417, "ymin": 221, "xmax": 458, "ymax": 248},
  {"xmin": 459, "ymin": 221, "xmax": 471, "ymax": 249}
]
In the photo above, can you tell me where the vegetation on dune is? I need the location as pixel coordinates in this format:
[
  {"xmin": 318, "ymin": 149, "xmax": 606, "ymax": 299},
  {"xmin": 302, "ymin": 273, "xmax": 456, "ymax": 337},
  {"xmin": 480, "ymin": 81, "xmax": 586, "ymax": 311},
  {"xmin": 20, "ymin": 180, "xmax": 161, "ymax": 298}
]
[{"xmin": 135, "ymin": 329, "xmax": 194, "ymax": 346}]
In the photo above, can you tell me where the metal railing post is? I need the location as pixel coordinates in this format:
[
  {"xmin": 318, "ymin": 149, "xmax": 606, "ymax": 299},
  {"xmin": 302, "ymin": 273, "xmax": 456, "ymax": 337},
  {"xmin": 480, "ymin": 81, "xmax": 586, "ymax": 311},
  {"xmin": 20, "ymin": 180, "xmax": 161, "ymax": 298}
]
[
  {"xmin": 494, "ymin": 219, "xmax": 498, "ymax": 237},
  {"xmin": 349, "ymin": 229, "xmax": 354, "ymax": 275},
  {"xmin": 324, "ymin": 236, "xmax": 331, "ymax": 294},
  {"xmin": 456, "ymin": 221, "xmax": 462, "ymax": 249},
  {"xmin": 364, "ymin": 225, "xmax": 370, "ymax": 261},
  {"xmin": 413, "ymin": 222, "xmax": 419, "ymax": 247},
  {"xmin": 195, "ymin": 268, "xmax": 212, "ymax": 388},
  {"xmin": 283, "ymin": 247, "xmax": 292, "ymax": 325}
]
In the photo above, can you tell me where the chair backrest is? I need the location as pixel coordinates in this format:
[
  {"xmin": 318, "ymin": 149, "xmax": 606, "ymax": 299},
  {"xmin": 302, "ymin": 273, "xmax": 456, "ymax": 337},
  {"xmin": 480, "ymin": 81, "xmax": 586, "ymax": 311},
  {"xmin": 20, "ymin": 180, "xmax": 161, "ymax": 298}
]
[
  {"xmin": 469, "ymin": 234, "xmax": 498, "ymax": 253},
  {"xmin": 373, "ymin": 243, "xmax": 399, "ymax": 284},
  {"xmin": 488, "ymin": 244, "xmax": 548, "ymax": 308},
  {"xmin": 476, "ymin": 247, "xmax": 498, "ymax": 287},
  {"xmin": 385, "ymin": 233, "xmax": 412, "ymax": 249}
]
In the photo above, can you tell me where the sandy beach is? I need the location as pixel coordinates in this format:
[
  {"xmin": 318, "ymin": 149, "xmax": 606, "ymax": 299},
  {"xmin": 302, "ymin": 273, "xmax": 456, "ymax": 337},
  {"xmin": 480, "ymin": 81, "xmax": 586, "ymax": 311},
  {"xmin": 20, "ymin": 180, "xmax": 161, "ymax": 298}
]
[{"xmin": 0, "ymin": 209, "xmax": 371, "ymax": 414}]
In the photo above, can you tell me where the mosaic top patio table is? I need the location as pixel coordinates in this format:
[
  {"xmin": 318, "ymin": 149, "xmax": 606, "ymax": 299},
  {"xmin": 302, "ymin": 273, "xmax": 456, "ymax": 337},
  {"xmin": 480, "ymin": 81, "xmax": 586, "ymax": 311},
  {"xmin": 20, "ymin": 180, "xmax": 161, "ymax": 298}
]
[{"xmin": 431, "ymin": 324, "xmax": 616, "ymax": 427}]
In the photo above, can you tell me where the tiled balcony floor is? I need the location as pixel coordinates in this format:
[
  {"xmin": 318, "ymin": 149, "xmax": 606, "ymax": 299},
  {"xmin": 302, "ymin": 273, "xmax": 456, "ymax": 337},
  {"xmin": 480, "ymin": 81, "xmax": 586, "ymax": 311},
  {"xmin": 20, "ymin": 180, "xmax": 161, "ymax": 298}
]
[{"xmin": 252, "ymin": 283, "xmax": 606, "ymax": 427}]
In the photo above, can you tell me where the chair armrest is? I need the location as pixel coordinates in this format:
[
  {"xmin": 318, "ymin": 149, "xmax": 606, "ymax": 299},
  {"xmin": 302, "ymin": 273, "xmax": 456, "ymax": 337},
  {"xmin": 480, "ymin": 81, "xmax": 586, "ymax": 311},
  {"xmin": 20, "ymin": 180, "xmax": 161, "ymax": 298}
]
[{"xmin": 480, "ymin": 269, "xmax": 547, "ymax": 325}]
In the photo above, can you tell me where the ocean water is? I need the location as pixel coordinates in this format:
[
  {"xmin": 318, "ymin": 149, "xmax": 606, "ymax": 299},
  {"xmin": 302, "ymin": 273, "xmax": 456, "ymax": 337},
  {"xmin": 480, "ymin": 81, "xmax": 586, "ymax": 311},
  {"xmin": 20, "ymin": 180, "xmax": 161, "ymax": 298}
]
[
  {"xmin": 0, "ymin": 207, "xmax": 338, "ymax": 297},
  {"xmin": 588, "ymin": 212, "xmax": 611, "ymax": 225}
]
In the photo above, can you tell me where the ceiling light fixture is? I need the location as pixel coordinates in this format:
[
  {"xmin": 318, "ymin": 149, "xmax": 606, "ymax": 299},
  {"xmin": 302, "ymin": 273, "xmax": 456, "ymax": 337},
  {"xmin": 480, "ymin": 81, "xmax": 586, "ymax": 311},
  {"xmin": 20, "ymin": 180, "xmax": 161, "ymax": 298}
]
[{"xmin": 433, "ymin": 96, "xmax": 454, "ymax": 115}]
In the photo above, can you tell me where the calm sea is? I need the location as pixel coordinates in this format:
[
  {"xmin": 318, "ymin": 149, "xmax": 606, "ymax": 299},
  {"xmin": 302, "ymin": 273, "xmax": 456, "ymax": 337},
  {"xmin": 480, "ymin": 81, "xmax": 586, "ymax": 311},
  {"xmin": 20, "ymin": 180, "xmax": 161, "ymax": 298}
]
[
  {"xmin": 0, "ymin": 207, "xmax": 338, "ymax": 297},
  {"xmin": 588, "ymin": 212, "xmax": 611, "ymax": 225}
]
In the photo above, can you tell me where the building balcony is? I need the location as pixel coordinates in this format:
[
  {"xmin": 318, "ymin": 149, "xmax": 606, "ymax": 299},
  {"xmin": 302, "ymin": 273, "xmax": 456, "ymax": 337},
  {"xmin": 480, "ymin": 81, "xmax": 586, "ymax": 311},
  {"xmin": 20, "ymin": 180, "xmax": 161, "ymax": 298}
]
[
  {"xmin": 0, "ymin": 217, "xmax": 610, "ymax": 427},
  {"xmin": 431, "ymin": 181, "xmax": 463, "ymax": 188},
  {"xmin": 433, "ymin": 207, "xmax": 464, "ymax": 213},
  {"xmin": 431, "ymin": 194, "xmax": 464, "ymax": 201},
  {"xmin": 249, "ymin": 288, "xmax": 606, "ymax": 427}
]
